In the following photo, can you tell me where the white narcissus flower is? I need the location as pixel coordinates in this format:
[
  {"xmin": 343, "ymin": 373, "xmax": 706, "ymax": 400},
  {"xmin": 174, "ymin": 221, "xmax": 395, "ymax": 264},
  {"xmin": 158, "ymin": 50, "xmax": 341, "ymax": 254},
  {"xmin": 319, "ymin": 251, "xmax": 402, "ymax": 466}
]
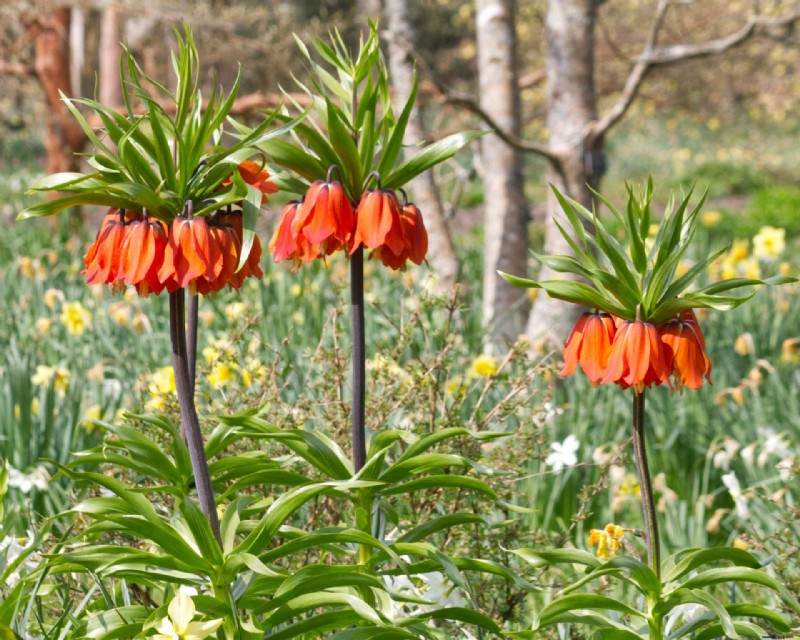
[
  {"xmin": 151, "ymin": 591, "xmax": 222, "ymax": 640},
  {"xmin": 545, "ymin": 435, "xmax": 580, "ymax": 472},
  {"xmin": 721, "ymin": 471, "xmax": 750, "ymax": 519},
  {"xmin": 7, "ymin": 465, "xmax": 50, "ymax": 493}
]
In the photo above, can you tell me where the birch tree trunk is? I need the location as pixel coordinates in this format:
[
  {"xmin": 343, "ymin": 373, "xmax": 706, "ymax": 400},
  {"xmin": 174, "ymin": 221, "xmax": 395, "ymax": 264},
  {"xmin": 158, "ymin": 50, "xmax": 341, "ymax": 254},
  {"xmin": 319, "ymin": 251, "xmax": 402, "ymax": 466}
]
[
  {"xmin": 475, "ymin": 0, "xmax": 530, "ymax": 345},
  {"xmin": 385, "ymin": 0, "xmax": 459, "ymax": 291},
  {"xmin": 526, "ymin": 0, "xmax": 604, "ymax": 343},
  {"xmin": 99, "ymin": 3, "xmax": 123, "ymax": 108}
]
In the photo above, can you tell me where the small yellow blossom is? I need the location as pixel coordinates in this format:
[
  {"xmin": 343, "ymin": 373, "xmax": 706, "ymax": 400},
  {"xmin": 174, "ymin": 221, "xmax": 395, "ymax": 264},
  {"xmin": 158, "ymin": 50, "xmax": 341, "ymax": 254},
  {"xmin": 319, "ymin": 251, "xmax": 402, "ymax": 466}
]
[
  {"xmin": 290, "ymin": 310, "xmax": 306, "ymax": 326},
  {"xmin": 290, "ymin": 283, "xmax": 303, "ymax": 298},
  {"xmin": 146, "ymin": 367, "xmax": 175, "ymax": 411},
  {"xmin": 202, "ymin": 338, "xmax": 235, "ymax": 364},
  {"xmin": 43, "ymin": 288, "xmax": 64, "ymax": 309},
  {"xmin": 31, "ymin": 397, "xmax": 40, "ymax": 416},
  {"xmin": 34, "ymin": 317, "xmax": 54, "ymax": 336},
  {"xmin": 729, "ymin": 239, "xmax": 749, "ymax": 263},
  {"xmin": 17, "ymin": 256, "xmax": 37, "ymax": 279},
  {"xmin": 61, "ymin": 301, "xmax": 92, "ymax": 336},
  {"xmin": 224, "ymin": 302, "xmax": 247, "ymax": 321},
  {"xmin": 31, "ymin": 365, "xmax": 70, "ymax": 395},
  {"xmin": 739, "ymin": 256, "xmax": 761, "ymax": 279},
  {"xmin": 198, "ymin": 310, "xmax": 215, "ymax": 327},
  {"xmin": 108, "ymin": 301, "xmax": 130, "ymax": 326},
  {"xmin": 527, "ymin": 288, "xmax": 539, "ymax": 302},
  {"xmin": 131, "ymin": 312, "xmax": 151, "ymax": 334},
  {"xmin": 752, "ymin": 225, "xmax": 785, "ymax": 260},
  {"xmin": 732, "ymin": 537, "xmax": 749, "ymax": 550},
  {"xmin": 675, "ymin": 259, "xmax": 693, "ymax": 278},
  {"xmin": 781, "ymin": 337, "xmax": 800, "ymax": 363},
  {"xmin": 617, "ymin": 474, "xmax": 640, "ymax": 497},
  {"xmin": 81, "ymin": 405, "xmax": 102, "ymax": 433},
  {"xmin": 588, "ymin": 523, "xmax": 626, "ymax": 560},
  {"xmin": 470, "ymin": 355, "xmax": 498, "ymax": 378},
  {"xmin": 700, "ymin": 210, "xmax": 722, "ymax": 227},
  {"xmin": 208, "ymin": 363, "xmax": 236, "ymax": 390},
  {"xmin": 778, "ymin": 262, "xmax": 792, "ymax": 277},
  {"xmin": 445, "ymin": 375, "xmax": 465, "ymax": 397},
  {"xmin": 734, "ymin": 332, "xmax": 754, "ymax": 355}
]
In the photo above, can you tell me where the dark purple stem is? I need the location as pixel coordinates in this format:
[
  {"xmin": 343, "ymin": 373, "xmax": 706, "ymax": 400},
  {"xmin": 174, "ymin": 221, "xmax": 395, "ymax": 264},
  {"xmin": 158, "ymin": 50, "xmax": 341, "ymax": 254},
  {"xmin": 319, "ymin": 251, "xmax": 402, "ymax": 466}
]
[
  {"xmin": 350, "ymin": 246, "xmax": 367, "ymax": 472},
  {"xmin": 169, "ymin": 289, "xmax": 221, "ymax": 545}
]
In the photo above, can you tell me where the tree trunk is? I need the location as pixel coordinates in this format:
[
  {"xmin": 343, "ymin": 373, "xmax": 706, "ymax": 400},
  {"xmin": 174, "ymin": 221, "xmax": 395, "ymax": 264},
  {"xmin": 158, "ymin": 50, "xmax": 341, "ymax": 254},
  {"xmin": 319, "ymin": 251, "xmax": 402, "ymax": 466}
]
[
  {"xmin": 526, "ymin": 0, "xmax": 604, "ymax": 344},
  {"xmin": 33, "ymin": 8, "xmax": 86, "ymax": 174},
  {"xmin": 475, "ymin": 0, "xmax": 530, "ymax": 345},
  {"xmin": 385, "ymin": 0, "xmax": 459, "ymax": 291},
  {"xmin": 99, "ymin": 3, "xmax": 123, "ymax": 107}
]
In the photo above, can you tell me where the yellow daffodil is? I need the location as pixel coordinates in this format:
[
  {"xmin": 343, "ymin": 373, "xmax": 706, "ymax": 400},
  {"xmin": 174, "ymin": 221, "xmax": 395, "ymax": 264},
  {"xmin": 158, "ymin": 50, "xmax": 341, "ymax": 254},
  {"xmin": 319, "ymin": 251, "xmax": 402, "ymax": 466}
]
[
  {"xmin": 43, "ymin": 288, "xmax": 64, "ymax": 309},
  {"xmin": 31, "ymin": 365, "xmax": 70, "ymax": 395},
  {"xmin": 151, "ymin": 591, "xmax": 223, "ymax": 640},
  {"xmin": 752, "ymin": 225, "xmax": 785, "ymax": 260},
  {"xmin": 729, "ymin": 239, "xmax": 749, "ymax": 262},
  {"xmin": 781, "ymin": 337, "xmax": 800, "ymax": 363},
  {"xmin": 700, "ymin": 210, "xmax": 722, "ymax": 227},
  {"xmin": 61, "ymin": 301, "xmax": 92, "ymax": 336},
  {"xmin": 588, "ymin": 523, "xmax": 626, "ymax": 560},
  {"xmin": 734, "ymin": 332, "xmax": 754, "ymax": 355}
]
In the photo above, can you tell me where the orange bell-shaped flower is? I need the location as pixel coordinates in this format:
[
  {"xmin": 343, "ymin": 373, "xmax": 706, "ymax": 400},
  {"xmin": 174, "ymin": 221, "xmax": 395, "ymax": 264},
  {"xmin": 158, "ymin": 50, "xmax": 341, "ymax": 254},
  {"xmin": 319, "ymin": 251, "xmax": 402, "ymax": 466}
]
[
  {"xmin": 350, "ymin": 188, "xmax": 404, "ymax": 256},
  {"xmin": 84, "ymin": 209, "xmax": 137, "ymax": 286},
  {"xmin": 601, "ymin": 320, "xmax": 671, "ymax": 392},
  {"xmin": 372, "ymin": 199, "xmax": 429, "ymax": 270},
  {"xmin": 119, "ymin": 216, "xmax": 169, "ymax": 296},
  {"xmin": 159, "ymin": 216, "xmax": 221, "ymax": 291},
  {"xmin": 271, "ymin": 201, "xmax": 321, "ymax": 265},
  {"xmin": 660, "ymin": 313, "xmax": 712, "ymax": 392},
  {"xmin": 560, "ymin": 312, "xmax": 617, "ymax": 386},
  {"xmin": 291, "ymin": 179, "xmax": 354, "ymax": 255}
]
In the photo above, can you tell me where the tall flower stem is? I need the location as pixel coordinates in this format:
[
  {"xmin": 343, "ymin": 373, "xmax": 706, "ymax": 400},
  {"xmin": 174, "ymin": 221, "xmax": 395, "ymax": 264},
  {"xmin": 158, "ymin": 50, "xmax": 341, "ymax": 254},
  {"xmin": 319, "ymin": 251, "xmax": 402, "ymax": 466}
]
[
  {"xmin": 632, "ymin": 389, "xmax": 660, "ymax": 578},
  {"xmin": 350, "ymin": 246, "xmax": 367, "ymax": 472},
  {"xmin": 169, "ymin": 289, "xmax": 222, "ymax": 545},
  {"xmin": 186, "ymin": 293, "xmax": 199, "ymax": 399}
]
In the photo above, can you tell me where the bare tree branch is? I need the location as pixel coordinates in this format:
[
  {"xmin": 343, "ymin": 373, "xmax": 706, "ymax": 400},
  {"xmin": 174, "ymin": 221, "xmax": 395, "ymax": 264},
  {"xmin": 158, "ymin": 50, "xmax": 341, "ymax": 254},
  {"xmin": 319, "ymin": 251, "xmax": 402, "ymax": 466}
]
[
  {"xmin": 644, "ymin": 10, "xmax": 800, "ymax": 66},
  {"xmin": 587, "ymin": 5, "xmax": 800, "ymax": 145},
  {"xmin": 586, "ymin": 0, "xmax": 669, "ymax": 145},
  {"xmin": 444, "ymin": 91, "xmax": 561, "ymax": 165}
]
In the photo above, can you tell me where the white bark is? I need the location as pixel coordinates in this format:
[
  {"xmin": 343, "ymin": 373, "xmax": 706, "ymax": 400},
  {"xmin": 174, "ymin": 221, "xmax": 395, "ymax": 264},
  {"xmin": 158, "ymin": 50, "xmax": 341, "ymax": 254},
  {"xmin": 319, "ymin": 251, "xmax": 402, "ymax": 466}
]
[{"xmin": 476, "ymin": 0, "xmax": 530, "ymax": 345}]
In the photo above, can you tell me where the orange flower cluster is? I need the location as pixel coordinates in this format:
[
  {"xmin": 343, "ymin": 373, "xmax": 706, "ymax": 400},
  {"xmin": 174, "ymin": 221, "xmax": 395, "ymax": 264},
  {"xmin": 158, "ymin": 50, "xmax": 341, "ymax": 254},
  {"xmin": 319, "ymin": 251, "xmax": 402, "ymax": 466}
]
[
  {"xmin": 83, "ymin": 208, "xmax": 263, "ymax": 296},
  {"xmin": 561, "ymin": 310, "xmax": 712, "ymax": 393},
  {"xmin": 83, "ymin": 162, "xmax": 275, "ymax": 296},
  {"xmin": 270, "ymin": 178, "xmax": 428, "ymax": 271}
]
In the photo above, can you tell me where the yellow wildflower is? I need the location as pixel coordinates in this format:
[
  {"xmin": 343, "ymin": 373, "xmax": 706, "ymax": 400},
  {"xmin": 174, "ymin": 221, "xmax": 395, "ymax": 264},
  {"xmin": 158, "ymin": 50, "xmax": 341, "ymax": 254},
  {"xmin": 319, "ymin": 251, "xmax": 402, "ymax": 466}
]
[
  {"xmin": 700, "ymin": 210, "xmax": 722, "ymax": 227},
  {"xmin": 34, "ymin": 317, "xmax": 54, "ymax": 336},
  {"xmin": 752, "ymin": 225, "xmax": 785, "ymax": 260},
  {"xmin": 146, "ymin": 367, "xmax": 175, "ymax": 411},
  {"xmin": 108, "ymin": 301, "xmax": 130, "ymax": 326},
  {"xmin": 208, "ymin": 363, "xmax": 236, "ymax": 390},
  {"xmin": 470, "ymin": 355, "xmax": 498, "ymax": 378},
  {"xmin": 739, "ymin": 256, "xmax": 761, "ymax": 279},
  {"xmin": 61, "ymin": 301, "xmax": 92, "ymax": 336},
  {"xmin": 31, "ymin": 365, "xmax": 70, "ymax": 395},
  {"xmin": 732, "ymin": 537, "xmax": 749, "ymax": 550},
  {"xmin": 81, "ymin": 405, "xmax": 102, "ymax": 433},
  {"xmin": 588, "ymin": 523, "xmax": 626, "ymax": 560},
  {"xmin": 43, "ymin": 288, "xmax": 64, "ymax": 309},
  {"xmin": 198, "ymin": 310, "xmax": 215, "ymax": 327},
  {"xmin": 131, "ymin": 312, "xmax": 151, "ymax": 334},
  {"xmin": 734, "ymin": 332, "xmax": 754, "ymax": 355},
  {"xmin": 729, "ymin": 239, "xmax": 749, "ymax": 263},
  {"xmin": 445, "ymin": 375, "xmax": 465, "ymax": 397},
  {"xmin": 781, "ymin": 337, "xmax": 800, "ymax": 363},
  {"xmin": 778, "ymin": 262, "xmax": 792, "ymax": 277},
  {"xmin": 527, "ymin": 288, "xmax": 539, "ymax": 302},
  {"xmin": 31, "ymin": 397, "xmax": 40, "ymax": 416},
  {"xmin": 290, "ymin": 283, "xmax": 303, "ymax": 298},
  {"xmin": 17, "ymin": 256, "xmax": 36, "ymax": 279},
  {"xmin": 224, "ymin": 302, "xmax": 247, "ymax": 321}
]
